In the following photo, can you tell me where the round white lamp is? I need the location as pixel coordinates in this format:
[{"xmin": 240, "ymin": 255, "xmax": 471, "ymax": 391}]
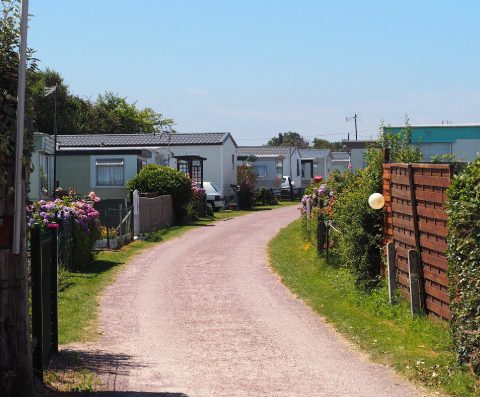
[{"xmin": 368, "ymin": 193, "xmax": 385, "ymax": 210}]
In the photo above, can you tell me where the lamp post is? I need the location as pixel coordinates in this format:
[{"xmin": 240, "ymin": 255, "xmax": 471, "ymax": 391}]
[{"xmin": 44, "ymin": 85, "xmax": 58, "ymax": 193}]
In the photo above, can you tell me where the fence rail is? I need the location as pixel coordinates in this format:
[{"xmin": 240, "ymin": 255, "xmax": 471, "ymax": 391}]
[{"xmin": 383, "ymin": 162, "xmax": 452, "ymax": 320}]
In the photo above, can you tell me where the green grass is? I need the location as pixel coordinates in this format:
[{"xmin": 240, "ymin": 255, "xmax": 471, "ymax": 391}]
[
  {"xmin": 269, "ymin": 219, "xmax": 479, "ymax": 397},
  {"xmin": 58, "ymin": 201, "xmax": 298, "ymax": 345}
]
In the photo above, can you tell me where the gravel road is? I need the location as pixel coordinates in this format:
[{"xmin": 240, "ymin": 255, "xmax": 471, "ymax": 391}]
[{"xmin": 68, "ymin": 205, "xmax": 423, "ymax": 397}]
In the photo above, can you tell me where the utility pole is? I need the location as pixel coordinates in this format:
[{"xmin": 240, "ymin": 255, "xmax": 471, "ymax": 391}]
[
  {"xmin": 44, "ymin": 84, "xmax": 58, "ymax": 192},
  {"xmin": 1, "ymin": 0, "xmax": 34, "ymax": 395},
  {"xmin": 346, "ymin": 113, "xmax": 358, "ymax": 141}
]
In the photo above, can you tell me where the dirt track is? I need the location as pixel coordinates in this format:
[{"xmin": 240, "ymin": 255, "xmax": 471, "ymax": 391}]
[{"xmin": 67, "ymin": 205, "xmax": 423, "ymax": 396}]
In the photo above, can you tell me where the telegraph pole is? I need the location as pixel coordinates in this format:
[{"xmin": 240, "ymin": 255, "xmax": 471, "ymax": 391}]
[{"xmin": 346, "ymin": 113, "xmax": 358, "ymax": 141}]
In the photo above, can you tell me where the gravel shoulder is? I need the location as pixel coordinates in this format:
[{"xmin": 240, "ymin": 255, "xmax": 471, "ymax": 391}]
[{"xmin": 65, "ymin": 205, "xmax": 424, "ymax": 397}]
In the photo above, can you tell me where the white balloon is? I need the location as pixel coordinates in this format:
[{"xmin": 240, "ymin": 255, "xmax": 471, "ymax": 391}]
[{"xmin": 368, "ymin": 193, "xmax": 385, "ymax": 210}]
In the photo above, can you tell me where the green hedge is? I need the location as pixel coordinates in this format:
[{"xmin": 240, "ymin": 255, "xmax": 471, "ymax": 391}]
[
  {"xmin": 127, "ymin": 164, "xmax": 192, "ymax": 223},
  {"xmin": 446, "ymin": 158, "xmax": 480, "ymax": 374}
]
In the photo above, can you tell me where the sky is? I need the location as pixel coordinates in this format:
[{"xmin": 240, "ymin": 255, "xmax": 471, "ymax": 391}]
[{"xmin": 28, "ymin": 0, "xmax": 480, "ymax": 145}]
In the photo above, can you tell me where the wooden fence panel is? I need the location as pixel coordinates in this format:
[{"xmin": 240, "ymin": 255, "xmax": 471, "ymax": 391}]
[{"xmin": 384, "ymin": 162, "xmax": 452, "ymax": 320}]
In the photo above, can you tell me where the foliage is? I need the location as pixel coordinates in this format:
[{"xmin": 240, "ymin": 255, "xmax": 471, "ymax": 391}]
[
  {"xmin": 27, "ymin": 190, "xmax": 101, "ymax": 270},
  {"xmin": 29, "ymin": 68, "xmax": 174, "ymax": 134},
  {"xmin": 1, "ymin": 0, "xmax": 36, "ymax": 175},
  {"xmin": 380, "ymin": 117, "xmax": 423, "ymax": 163},
  {"xmin": 446, "ymin": 157, "xmax": 480, "ymax": 375},
  {"xmin": 237, "ymin": 164, "xmax": 257, "ymax": 209},
  {"xmin": 312, "ymin": 138, "xmax": 343, "ymax": 151},
  {"xmin": 270, "ymin": 220, "xmax": 479, "ymax": 397},
  {"xmin": 267, "ymin": 131, "xmax": 309, "ymax": 148},
  {"xmin": 186, "ymin": 185, "xmax": 206, "ymax": 220},
  {"xmin": 313, "ymin": 119, "xmax": 423, "ymax": 291},
  {"xmin": 254, "ymin": 187, "xmax": 278, "ymax": 206},
  {"xmin": 126, "ymin": 164, "xmax": 192, "ymax": 223}
]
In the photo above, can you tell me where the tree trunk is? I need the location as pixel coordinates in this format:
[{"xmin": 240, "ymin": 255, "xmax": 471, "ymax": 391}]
[{"xmin": 0, "ymin": 156, "xmax": 33, "ymax": 396}]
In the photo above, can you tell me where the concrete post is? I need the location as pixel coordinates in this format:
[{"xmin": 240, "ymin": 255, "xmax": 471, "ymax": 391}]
[{"xmin": 133, "ymin": 190, "xmax": 140, "ymax": 236}]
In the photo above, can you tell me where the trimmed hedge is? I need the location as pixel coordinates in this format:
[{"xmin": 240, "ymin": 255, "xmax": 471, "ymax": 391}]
[
  {"xmin": 446, "ymin": 157, "xmax": 480, "ymax": 374},
  {"xmin": 127, "ymin": 164, "xmax": 192, "ymax": 223}
]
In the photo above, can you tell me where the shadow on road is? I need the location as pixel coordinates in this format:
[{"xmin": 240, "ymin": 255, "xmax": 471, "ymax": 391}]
[{"xmin": 56, "ymin": 393, "xmax": 188, "ymax": 396}]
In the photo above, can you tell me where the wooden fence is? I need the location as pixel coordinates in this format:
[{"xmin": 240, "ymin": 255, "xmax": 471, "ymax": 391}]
[
  {"xmin": 383, "ymin": 163, "xmax": 452, "ymax": 320},
  {"xmin": 133, "ymin": 192, "xmax": 174, "ymax": 235}
]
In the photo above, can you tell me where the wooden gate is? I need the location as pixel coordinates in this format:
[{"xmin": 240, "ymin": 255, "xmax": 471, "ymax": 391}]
[{"xmin": 383, "ymin": 163, "xmax": 452, "ymax": 320}]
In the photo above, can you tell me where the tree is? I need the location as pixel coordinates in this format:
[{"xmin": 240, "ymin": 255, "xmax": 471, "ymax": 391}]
[
  {"xmin": 29, "ymin": 69, "xmax": 174, "ymax": 134},
  {"xmin": 312, "ymin": 138, "xmax": 343, "ymax": 151},
  {"xmin": 267, "ymin": 131, "xmax": 309, "ymax": 148},
  {"xmin": 0, "ymin": 1, "xmax": 34, "ymax": 395}
]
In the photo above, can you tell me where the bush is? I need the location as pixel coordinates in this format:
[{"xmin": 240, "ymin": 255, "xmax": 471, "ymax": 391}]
[
  {"xmin": 255, "ymin": 187, "xmax": 278, "ymax": 206},
  {"xmin": 127, "ymin": 164, "xmax": 192, "ymax": 223},
  {"xmin": 237, "ymin": 165, "xmax": 257, "ymax": 210},
  {"xmin": 186, "ymin": 185, "xmax": 206, "ymax": 221},
  {"xmin": 446, "ymin": 157, "xmax": 480, "ymax": 374}
]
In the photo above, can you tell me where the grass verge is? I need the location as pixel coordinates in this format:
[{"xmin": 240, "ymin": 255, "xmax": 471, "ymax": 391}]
[{"xmin": 269, "ymin": 219, "xmax": 479, "ymax": 397}]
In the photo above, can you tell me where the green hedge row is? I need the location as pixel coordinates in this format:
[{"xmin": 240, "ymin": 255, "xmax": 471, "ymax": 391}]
[{"xmin": 446, "ymin": 157, "xmax": 480, "ymax": 375}]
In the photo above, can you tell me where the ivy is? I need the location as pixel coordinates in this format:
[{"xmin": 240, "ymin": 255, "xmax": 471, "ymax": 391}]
[{"xmin": 446, "ymin": 157, "xmax": 480, "ymax": 375}]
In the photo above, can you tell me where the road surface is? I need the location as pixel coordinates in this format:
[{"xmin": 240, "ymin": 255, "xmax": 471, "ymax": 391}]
[{"xmin": 68, "ymin": 205, "xmax": 423, "ymax": 397}]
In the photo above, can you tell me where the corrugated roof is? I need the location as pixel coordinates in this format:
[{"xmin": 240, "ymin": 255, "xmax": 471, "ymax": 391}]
[
  {"xmin": 237, "ymin": 146, "xmax": 297, "ymax": 157},
  {"xmin": 56, "ymin": 132, "xmax": 233, "ymax": 148},
  {"xmin": 332, "ymin": 151, "xmax": 350, "ymax": 160},
  {"xmin": 298, "ymin": 149, "xmax": 331, "ymax": 158}
]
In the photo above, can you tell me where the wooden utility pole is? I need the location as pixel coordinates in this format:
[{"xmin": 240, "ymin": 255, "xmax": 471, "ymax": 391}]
[{"xmin": 0, "ymin": 0, "xmax": 33, "ymax": 395}]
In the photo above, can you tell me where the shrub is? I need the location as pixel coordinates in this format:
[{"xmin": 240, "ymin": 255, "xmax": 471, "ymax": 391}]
[
  {"xmin": 329, "ymin": 168, "xmax": 383, "ymax": 290},
  {"xmin": 126, "ymin": 164, "xmax": 192, "ymax": 222},
  {"xmin": 186, "ymin": 185, "xmax": 206, "ymax": 220},
  {"xmin": 27, "ymin": 190, "xmax": 102, "ymax": 270},
  {"xmin": 446, "ymin": 157, "xmax": 480, "ymax": 374},
  {"xmin": 237, "ymin": 165, "xmax": 257, "ymax": 209},
  {"xmin": 255, "ymin": 187, "xmax": 278, "ymax": 206}
]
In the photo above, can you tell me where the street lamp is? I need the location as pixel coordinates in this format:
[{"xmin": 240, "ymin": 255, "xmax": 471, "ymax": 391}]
[{"xmin": 44, "ymin": 84, "xmax": 58, "ymax": 194}]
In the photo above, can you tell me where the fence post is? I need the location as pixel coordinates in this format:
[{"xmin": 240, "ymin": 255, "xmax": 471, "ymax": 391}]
[
  {"xmin": 408, "ymin": 249, "xmax": 424, "ymax": 316},
  {"xmin": 386, "ymin": 242, "xmax": 396, "ymax": 303},
  {"xmin": 51, "ymin": 220, "xmax": 58, "ymax": 354},
  {"xmin": 133, "ymin": 189, "xmax": 140, "ymax": 236},
  {"xmin": 30, "ymin": 227, "xmax": 44, "ymax": 381},
  {"xmin": 317, "ymin": 212, "xmax": 325, "ymax": 253},
  {"xmin": 118, "ymin": 204, "xmax": 123, "ymax": 237},
  {"xmin": 407, "ymin": 164, "xmax": 426, "ymax": 313},
  {"xmin": 105, "ymin": 208, "xmax": 110, "ymax": 249}
]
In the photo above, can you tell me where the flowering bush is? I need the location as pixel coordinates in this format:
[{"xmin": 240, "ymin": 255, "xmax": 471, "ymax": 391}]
[
  {"xmin": 27, "ymin": 190, "xmax": 102, "ymax": 270},
  {"xmin": 27, "ymin": 190, "xmax": 101, "ymax": 234},
  {"xmin": 300, "ymin": 183, "xmax": 335, "ymax": 219},
  {"xmin": 186, "ymin": 185, "xmax": 207, "ymax": 220}
]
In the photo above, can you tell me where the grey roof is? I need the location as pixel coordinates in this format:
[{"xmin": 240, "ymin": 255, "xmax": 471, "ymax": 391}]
[
  {"xmin": 56, "ymin": 132, "xmax": 235, "ymax": 148},
  {"xmin": 298, "ymin": 148, "xmax": 331, "ymax": 158},
  {"xmin": 332, "ymin": 151, "xmax": 350, "ymax": 160},
  {"xmin": 237, "ymin": 146, "xmax": 297, "ymax": 157}
]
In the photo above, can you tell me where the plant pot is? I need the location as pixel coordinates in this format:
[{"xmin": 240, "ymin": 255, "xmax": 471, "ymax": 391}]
[{"xmin": 229, "ymin": 203, "xmax": 238, "ymax": 210}]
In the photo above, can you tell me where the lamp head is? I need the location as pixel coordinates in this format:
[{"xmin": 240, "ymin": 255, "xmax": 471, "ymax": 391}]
[{"xmin": 368, "ymin": 193, "xmax": 385, "ymax": 210}]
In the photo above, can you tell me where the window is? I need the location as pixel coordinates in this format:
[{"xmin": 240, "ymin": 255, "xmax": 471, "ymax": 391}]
[
  {"xmin": 96, "ymin": 159, "xmax": 124, "ymax": 186},
  {"xmin": 254, "ymin": 166, "xmax": 267, "ymax": 177},
  {"xmin": 276, "ymin": 160, "xmax": 283, "ymax": 177},
  {"xmin": 297, "ymin": 159, "xmax": 300, "ymax": 176},
  {"xmin": 232, "ymin": 154, "xmax": 235, "ymax": 169}
]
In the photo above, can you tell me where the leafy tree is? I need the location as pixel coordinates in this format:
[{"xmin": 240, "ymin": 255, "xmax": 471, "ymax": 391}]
[
  {"xmin": 29, "ymin": 69, "xmax": 174, "ymax": 134},
  {"xmin": 267, "ymin": 131, "xmax": 309, "ymax": 148},
  {"xmin": 312, "ymin": 138, "xmax": 343, "ymax": 151}
]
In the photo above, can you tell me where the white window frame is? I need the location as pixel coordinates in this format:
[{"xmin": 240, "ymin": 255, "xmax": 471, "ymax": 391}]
[
  {"xmin": 95, "ymin": 158, "xmax": 125, "ymax": 187},
  {"xmin": 254, "ymin": 166, "xmax": 267, "ymax": 178}
]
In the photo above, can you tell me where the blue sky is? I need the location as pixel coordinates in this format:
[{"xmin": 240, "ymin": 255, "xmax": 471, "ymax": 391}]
[{"xmin": 29, "ymin": 1, "xmax": 480, "ymax": 144}]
